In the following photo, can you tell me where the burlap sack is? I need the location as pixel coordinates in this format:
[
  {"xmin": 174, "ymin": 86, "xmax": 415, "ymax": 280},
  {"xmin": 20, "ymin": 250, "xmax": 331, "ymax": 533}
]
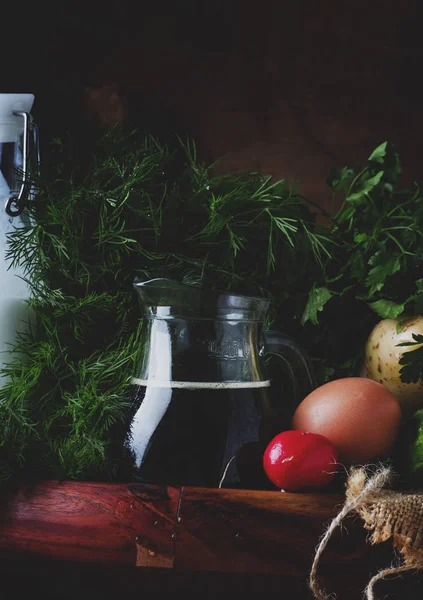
[{"xmin": 309, "ymin": 466, "xmax": 423, "ymax": 600}]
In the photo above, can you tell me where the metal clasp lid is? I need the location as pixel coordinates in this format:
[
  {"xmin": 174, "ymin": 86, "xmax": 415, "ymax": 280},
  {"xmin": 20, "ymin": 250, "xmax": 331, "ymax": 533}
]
[{"xmin": 5, "ymin": 110, "xmax": 40, "ymax": 217}]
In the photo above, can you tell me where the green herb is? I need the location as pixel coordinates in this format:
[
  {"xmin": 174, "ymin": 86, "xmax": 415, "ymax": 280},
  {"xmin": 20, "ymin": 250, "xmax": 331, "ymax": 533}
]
[
  {"xmin": 303, "ymin": 142, "xmax": 423, "ymax": 381},
  {"xmin": 397, "ymin": 334, "xmax": 423, "ymax": 384},
  {"xmin": 324, "ymin": 141, "xmax": 423, "ymax": 313},
  {"xmin": 301, "ymin": 285, "xmax": 332, "ymax": 326},
  {"xmin": 404, "ymin": 409, "xmax": 423, "ymax": 478}
]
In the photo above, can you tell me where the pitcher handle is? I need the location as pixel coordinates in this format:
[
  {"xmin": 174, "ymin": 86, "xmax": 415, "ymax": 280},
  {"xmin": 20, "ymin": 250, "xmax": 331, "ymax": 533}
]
[
  {"xmin": 263, "ymin": 329, "xmax": 316, "ymax": 413},
  {"xmin": 5, "ymin": 111, "xmax": 40, "ymax": 217}
]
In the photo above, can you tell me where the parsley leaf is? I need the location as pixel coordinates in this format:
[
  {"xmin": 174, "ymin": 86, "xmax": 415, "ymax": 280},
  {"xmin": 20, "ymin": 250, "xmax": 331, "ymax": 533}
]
[
  {"xmin": 398, "ymin": 334, "xmax": 423, "ymax": 384},
  {"xmin": 301, "ymin": 285, "xmax": 333, "ymax": 326},
  {"xmin": 365, "ymin": 251, "xmax": 401, "ymax": 296},
  {"xmin": 368, "ymin": 142, "xmax": 388, "ymax": 164},
  {"xmin": 368, "ymin": 299, "xmax": 405, "ymax": 319},
  {"xmin": 346, "ymin": 170, "xmax": 384, "ymax": 204},
  {"xmin": 408, "ymin": 410, "xmax": 423, "ymax": 474},
  {"xmin": 327, "ymin": 166, "xmax": 355, "ymax": 193}
]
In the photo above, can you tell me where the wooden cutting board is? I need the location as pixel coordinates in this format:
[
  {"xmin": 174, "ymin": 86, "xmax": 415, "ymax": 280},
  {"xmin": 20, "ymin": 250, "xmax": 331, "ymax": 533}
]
[{"xmin": 0, "ymin": 480, "xmax": 418, "ymax": 599}]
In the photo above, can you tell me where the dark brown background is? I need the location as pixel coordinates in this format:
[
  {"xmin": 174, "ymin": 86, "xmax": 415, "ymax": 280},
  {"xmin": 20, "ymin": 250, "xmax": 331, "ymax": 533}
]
[{"xmin": 3, "ymin": 0, "xmax": 423, "ymax": 210}]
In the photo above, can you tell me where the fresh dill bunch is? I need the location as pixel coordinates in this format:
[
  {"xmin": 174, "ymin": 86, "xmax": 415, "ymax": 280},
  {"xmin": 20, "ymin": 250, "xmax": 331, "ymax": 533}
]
[{"xmin": 0, "ymin": 127, "xmax": 328, "ymax": 482}]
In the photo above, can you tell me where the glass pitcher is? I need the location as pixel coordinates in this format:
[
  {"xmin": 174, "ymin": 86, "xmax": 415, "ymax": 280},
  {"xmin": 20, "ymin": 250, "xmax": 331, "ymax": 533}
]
[
  {"xmin": 118, "ymin": 278, "xmax": 315, "ymax": 488},
  {"xmin": 0, "ymin": 93, "xmax": 39, "ymax": 381}
]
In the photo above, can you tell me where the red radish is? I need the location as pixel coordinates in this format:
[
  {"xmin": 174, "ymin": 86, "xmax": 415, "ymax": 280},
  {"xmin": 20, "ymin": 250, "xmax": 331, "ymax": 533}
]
[{"xmin": 263, "ymin": 430, "xmax": 339, "ymax": 491}]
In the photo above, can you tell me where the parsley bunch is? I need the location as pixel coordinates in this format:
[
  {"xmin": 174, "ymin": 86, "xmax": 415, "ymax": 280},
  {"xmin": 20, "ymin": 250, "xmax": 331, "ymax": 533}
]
[{"xmin": 300, "ymin": 142, "xmax": 423, "ymax": 381}]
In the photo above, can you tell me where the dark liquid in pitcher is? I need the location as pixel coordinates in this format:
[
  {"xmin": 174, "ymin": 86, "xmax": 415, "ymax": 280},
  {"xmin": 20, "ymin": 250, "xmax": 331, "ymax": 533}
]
[{"xmin": 117, "ymin": 381, "xmax": 273, "ymax": 487}]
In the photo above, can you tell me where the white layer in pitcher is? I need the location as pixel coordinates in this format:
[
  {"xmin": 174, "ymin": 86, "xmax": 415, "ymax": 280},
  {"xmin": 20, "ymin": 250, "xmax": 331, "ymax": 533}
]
[{"xmin": 130, "ymin": 378, "xmax": 271, "ymax": 389}]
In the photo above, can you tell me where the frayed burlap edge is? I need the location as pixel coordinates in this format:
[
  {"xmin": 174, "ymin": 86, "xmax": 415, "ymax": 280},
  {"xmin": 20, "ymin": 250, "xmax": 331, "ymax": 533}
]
[{"xmin": 309, "ymin": 466, "xmax": 423, "ymax": 600}]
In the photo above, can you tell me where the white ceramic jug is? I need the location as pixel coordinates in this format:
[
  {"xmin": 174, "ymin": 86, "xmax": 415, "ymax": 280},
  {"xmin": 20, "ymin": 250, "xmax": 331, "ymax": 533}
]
[{"xmin": 0, "ymin": 93, "xmax": 39, "ymax": 381}]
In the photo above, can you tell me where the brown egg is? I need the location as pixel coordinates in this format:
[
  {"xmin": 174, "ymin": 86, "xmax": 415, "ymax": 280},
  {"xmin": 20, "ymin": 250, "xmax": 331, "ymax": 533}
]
[{"xmin": 291, "ymin": 377, "xmax": 401, "ymax": 465}]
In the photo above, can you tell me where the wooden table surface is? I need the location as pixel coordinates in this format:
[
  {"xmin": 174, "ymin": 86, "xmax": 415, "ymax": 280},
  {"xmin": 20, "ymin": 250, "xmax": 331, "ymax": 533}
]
[{"xmin": 0, "ymin": 480, "xmax": 421, "ymax": 599}]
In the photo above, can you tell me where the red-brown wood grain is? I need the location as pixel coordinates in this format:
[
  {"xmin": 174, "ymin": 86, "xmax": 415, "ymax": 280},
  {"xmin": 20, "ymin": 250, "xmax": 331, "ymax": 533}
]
[
  {"xmin": 175, "ymin": 486, "xmax": 369, "ymax": 576},
  {"xmin": 1, "ymin": 480, "xmax": 420, "ymax": 599},
  {"xmin": 0, "ymin": 480, "xmax": 393, "ymax": 576},
  {"xmin": 0, "ymin": 481, "xmax": 180, "ymax": 568}
]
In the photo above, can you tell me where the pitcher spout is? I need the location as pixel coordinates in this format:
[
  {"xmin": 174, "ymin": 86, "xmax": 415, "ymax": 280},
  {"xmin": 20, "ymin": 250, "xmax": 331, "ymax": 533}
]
[{"xmin": 133, "ymin": 278, "xmax": 203, "ymax": 313}]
